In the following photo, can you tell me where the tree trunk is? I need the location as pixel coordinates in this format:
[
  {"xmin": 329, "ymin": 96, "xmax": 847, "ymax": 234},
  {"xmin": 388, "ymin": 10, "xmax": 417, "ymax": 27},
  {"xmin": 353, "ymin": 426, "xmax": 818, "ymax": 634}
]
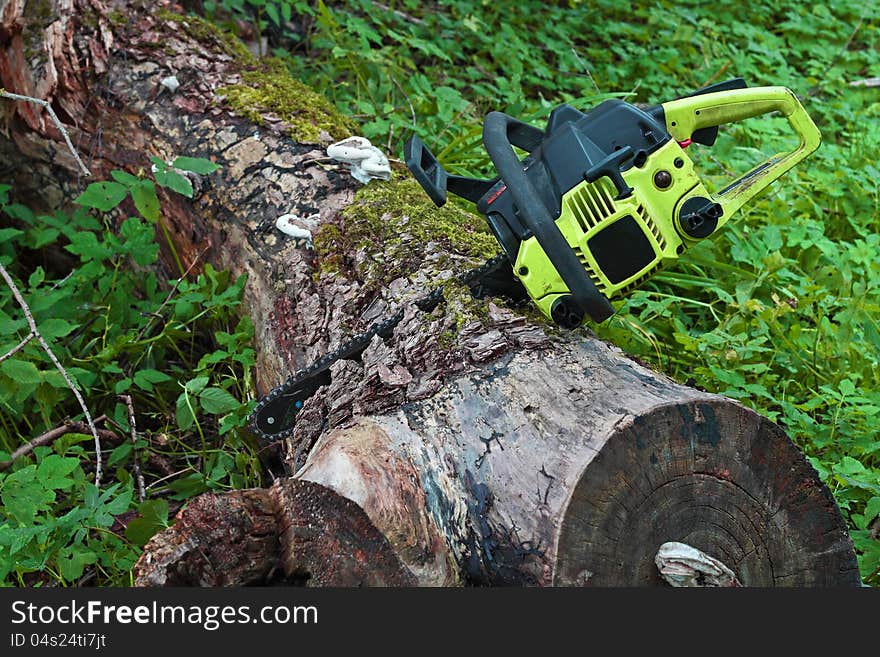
[{"xmin": 1, "ymin": 0, "xmax": 861, "ymax": 586}]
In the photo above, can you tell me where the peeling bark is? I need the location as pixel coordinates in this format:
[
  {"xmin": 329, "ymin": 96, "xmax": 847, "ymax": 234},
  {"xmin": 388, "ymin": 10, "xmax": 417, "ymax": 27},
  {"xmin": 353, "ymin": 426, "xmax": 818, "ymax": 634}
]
[{"xmin": 1, "ymin": 0, "xmax": 861, "ymax": 587}]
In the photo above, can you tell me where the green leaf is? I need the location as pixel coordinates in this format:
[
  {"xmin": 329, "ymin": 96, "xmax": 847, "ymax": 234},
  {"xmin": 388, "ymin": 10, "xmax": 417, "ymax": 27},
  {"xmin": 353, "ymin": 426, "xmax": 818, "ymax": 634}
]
[
  {"xmin": 26, "ymin": 227, "xmax": 60, "ymax": 249},
  {"xmin": 74, "ymin": 181, "xmax": 129, "ymax": 212},
  {"xmin": 198, "ymin": 387, "xmax": 241, "ymax": 414},
  {"xmin": 107, "ymin": 442, "xmax": 133, "ymax": 467},
  {"xmin": 171, "ymin": 156, "xmax": 220, "ymax": 174},
  {"xmin": 130, "ymin": 180, "xmax": 161, "ymax": 223},
  {"xmin": 133, "ymin": 368, "xmax": 172, "ymax": 392},
  {"xmin": 65, "ymin": 231, "xmax": 110, "ymax": 262},
  {"xmin": 168, "ymin": 472, "xmax": 209, "ymax": 500},
  {"xmin": 0, "ymin": 359, "xmax": 42, "ymax": 384},
  {"xmin": 104, "ymin": 486, "xmax": 132, "ymax": 515},
  {"xmin": 153, "ymin": 161, "xmax": 193, "ymax": 198},
  {"xmin": 185, "ymin": 376, "xmax": 210, "ymax": 394},
  {"xmin": 264, "ymin": 3, "xmax": 280, "ymax": 26},
  {"xmin": 864, "ymin": 497, "xmax": 880, "ymax": 524},
  {"xmin": 110, "ymin": 170, "xmax": 140, "ymax": 186},
  {"xmin": 119, "ymin": 217, "xmax": 159, "ymax": 266},
  {"xmin": 0, "ymin": 228, "xmax": 24, "ymax": 243},
  {"xmin": 36, "ymin": 454, "xmax": 80, "ymax": 490},
  {"xmin": 124, "ymin": 499, "xmax": 169, "ymax": 546},
  {"xmin": 39, "ymin": 318, "xmax": 75, "ymax": 340},
  {"xmin": 1, "ymin": 465, "xmax": 54, "ymax": 525},
  {"xmin": 57, "ymin": 548, "xmax": 97, "ymax": 581},
  {"xmin": 28, "ymin": 267, "xmax": 44, "ymax": 288},
  {"xmin": 175, "ymin": 392, "xmax": 196, "ymax": 431}
]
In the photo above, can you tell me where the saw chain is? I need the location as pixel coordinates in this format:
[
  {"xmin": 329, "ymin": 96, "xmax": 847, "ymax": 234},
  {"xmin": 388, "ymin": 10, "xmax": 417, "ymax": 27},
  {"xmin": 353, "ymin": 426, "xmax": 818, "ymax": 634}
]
[{"xmin": 248, "ymin": 253, "xmax": 527, "ymax": 445}]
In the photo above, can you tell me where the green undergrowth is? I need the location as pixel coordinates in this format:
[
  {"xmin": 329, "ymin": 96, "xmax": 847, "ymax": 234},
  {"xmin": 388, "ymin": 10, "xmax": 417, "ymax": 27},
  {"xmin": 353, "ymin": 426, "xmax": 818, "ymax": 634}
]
[{"xmin": 0, "ymin": 158, "xmax": 261, "ymax": 586}]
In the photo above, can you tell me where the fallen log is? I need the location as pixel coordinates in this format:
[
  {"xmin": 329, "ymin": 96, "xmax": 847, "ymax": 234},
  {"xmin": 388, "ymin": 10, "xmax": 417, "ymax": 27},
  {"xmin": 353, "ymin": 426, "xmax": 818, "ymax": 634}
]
[
  {"xmin": 133, "ymin": 342, "xmax": 861, "ymax": 586},
  {"xmin": 1, "ymin": 1, "xmax": 861, "ymax": 586}
]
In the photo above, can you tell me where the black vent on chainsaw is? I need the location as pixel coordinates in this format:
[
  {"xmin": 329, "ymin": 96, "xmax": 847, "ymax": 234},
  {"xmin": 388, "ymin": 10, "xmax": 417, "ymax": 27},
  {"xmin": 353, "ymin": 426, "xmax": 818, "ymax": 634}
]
[{"xmin": 587, "ymin": 215, "xmax": 656, "ymax": 285}]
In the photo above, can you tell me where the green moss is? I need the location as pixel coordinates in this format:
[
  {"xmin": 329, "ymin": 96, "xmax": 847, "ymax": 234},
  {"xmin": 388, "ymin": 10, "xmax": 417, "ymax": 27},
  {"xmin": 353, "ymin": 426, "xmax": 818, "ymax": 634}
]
[
  {"xmin": 25, "ymin": 0, "xmax": 54, "ymax": 22},
  {"xmin": 315, "ymin": 177, "xmax": 499, "ymax": 289},
  {"xmin": 152, "ymin": 10, "xmax": 353, "ymax": 143},
  {"xmin": 23, "ymin": 0, "xmax": 56, "ymax": 63},
  {"xmin": 155, "ymin": 9, "xmax": 255, "ymax": 63},
  {"xmin": 106, "ymin": 10, "xmax": 127, "ymax": 27},
  {"xmin": 217, "ymin": 60, "xmax": 355, "ymax": 143},
  {"xmin": 442, "ymin": 280, "xmax": 489, "ymax": 332},
  {"xmin": 312, "ymin": 224, "xmax": 345, "ymax": 277}
]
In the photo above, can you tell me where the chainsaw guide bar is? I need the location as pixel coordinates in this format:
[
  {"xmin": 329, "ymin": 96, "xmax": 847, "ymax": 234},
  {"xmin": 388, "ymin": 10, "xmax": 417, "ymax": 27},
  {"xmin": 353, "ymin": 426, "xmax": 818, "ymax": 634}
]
[{"xmin": 248, "ymin": 253, "xmax": 527, "ymax": 444}]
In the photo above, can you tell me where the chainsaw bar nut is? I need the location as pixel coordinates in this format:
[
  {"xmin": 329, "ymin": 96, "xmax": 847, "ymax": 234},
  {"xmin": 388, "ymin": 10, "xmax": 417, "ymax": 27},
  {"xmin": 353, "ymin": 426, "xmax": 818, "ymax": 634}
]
[{"xmin": 653, "ymin": 169, "xmax": 672, "ymax": 189}]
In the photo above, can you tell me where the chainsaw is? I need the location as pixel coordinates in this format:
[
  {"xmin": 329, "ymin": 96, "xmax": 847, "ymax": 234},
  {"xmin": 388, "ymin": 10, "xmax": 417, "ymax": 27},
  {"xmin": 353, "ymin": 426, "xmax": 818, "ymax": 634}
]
[{"xmin": 248, "ymin": 78, "xmax": 820, "ymax": 444}]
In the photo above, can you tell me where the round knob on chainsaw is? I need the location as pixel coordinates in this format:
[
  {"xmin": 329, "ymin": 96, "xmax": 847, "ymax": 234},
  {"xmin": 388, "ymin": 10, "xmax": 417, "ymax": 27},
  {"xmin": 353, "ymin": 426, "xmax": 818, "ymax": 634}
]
[
  {"xmin": 551, "ymin": 296, "xmax": 586, "ymax": 329},
  {"xmin": 678, "ymin": 196, "xmax": 723, "ymax": 239}
]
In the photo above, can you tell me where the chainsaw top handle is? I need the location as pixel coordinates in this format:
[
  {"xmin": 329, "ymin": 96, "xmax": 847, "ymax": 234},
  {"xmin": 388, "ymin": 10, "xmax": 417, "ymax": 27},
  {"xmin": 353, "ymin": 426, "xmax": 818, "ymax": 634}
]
[
  {"xmin": 661, "ymin": 86, "xmax": 821, "ymax": 217},
  {"xmin": 482, "ymin": 111, "xmax": 614, "ymax": 323}
]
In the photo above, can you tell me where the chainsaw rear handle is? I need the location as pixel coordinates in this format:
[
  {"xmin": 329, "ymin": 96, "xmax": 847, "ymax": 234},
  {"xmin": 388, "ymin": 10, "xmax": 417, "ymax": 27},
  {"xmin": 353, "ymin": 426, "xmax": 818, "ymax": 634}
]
[
  {"xmin": 661, "ymin": 86, "xmax": 821, "ymax": 217},
  {"xmin": 482, "ymin": 111, "xmax": 614, "ymax": 323}
]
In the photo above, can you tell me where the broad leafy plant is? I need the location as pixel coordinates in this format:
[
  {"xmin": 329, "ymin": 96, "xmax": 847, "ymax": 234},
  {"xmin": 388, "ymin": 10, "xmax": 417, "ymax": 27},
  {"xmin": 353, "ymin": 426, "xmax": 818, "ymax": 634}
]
[{"xmin": 0, "ymin": 157, "xmax": 261, "ymax": 586}]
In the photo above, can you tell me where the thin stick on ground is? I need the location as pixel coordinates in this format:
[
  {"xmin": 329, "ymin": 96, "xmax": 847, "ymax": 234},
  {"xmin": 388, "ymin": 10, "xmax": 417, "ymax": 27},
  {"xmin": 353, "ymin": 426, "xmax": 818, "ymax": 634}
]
[
  {"xmin": 0, "ymin": 332, "xmax": 35, "ymax": 364},
  {"xmin": 0, "ymin": 415, "xmax": 109, "ymax": 471},
  {"xmin": 119, "ymin": 394, "xmax": 146, "ymax": 502},
  {"xmin": 850, "ymin": 77, "xmax": 880, "ymax": 88},
  {"xmin": 0, "ymin": 89, "xmax": 91, "ymax": 177},
  {"xmin": 0, "ymin": 262, "xmax": 104, "ymax": 487}
]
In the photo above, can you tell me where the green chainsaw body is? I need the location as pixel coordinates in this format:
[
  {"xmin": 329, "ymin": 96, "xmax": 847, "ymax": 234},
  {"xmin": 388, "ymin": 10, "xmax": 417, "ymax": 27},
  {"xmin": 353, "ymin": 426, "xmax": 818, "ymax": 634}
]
[{"xmin": 405, "ymin": 80, "xmax": 821, "ymax": 328}]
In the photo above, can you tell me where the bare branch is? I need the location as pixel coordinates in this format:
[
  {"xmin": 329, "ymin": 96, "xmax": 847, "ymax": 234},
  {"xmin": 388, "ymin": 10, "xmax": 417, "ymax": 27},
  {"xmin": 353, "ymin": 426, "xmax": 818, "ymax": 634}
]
[
  {"xmin": 0, "ymin": 89, "xmax": 92, "ymax": 177},
  {"xmin": 850, "ymin": 77, "xmax": 880, "ymax": 88},
  {"xmin": 0, "ymin": 415, "xmax": 108, "ymax": 471},
  {"xmin": 0, "ymin": 332, "xmax": 35, "ymax": 364},
  {"xmin": 0, "ymin": 262, "xmax": 104, "ymax": 487},
  {"xmin": 119, "ymin": 394, "xmax": 146, "ymax": 502}
]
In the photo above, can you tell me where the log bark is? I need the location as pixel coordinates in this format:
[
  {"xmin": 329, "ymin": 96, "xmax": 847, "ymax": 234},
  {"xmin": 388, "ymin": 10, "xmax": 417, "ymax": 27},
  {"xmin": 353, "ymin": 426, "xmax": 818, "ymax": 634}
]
[{"xmin": 1, "ymin": 0, "xmax": 861, "ymax": 586}]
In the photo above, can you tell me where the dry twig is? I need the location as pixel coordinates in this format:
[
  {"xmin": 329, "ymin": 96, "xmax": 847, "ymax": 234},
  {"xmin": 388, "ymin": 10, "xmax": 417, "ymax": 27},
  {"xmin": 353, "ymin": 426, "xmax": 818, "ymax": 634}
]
[
  {"xmin": 0, "ymin": 262, "xmax": 104, "ymax": 487},
  {"xmin": 119, "ymin": 394, "xmax": 146, "ymax": 502},
  {"xmin": 0, "ymin": 332, "xmax": 35, "ymax": 364},
  {"xmin": 849, "ymin": 77, "xmax": 880, "ymax": 88},
  {"xmin": 0, "ymin": 415, "xmax": 109, "ymax": 471},
  {"xmin": 0, "ymin": 89, "xmax": 91, "ymax": 176}
]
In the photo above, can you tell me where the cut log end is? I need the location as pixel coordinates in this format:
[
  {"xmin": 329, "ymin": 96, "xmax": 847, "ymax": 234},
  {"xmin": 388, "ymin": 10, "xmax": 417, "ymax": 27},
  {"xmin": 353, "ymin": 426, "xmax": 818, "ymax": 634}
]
[
  {"xmin": 270, "ymin": 478, "xmax": 417, "ymax": 587},
  {"xmin": 133, "ymin": 480, "xmax": 417, "ymax": 587},
  {"xmin": 132, "ymin": 489, "xmax": 281, "ymax": 587},
  {"xmin": 554, "ymin": 399, "xmax": 861, "ymax": 587}
]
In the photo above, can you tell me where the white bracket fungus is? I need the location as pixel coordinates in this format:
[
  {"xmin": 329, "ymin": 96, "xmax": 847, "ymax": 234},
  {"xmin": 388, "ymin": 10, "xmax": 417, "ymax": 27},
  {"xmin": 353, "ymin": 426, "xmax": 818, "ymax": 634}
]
[
  {"xmin": 326, "ymin": 136, "xmax": 392, "ymax": 184},
  {"xmin": 275, "ymin": 213, "xmax": 320, "ymax": 249},
  {"xmin": 654, "ymin": 541, "xmax": 742, "ymax": 587}
]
